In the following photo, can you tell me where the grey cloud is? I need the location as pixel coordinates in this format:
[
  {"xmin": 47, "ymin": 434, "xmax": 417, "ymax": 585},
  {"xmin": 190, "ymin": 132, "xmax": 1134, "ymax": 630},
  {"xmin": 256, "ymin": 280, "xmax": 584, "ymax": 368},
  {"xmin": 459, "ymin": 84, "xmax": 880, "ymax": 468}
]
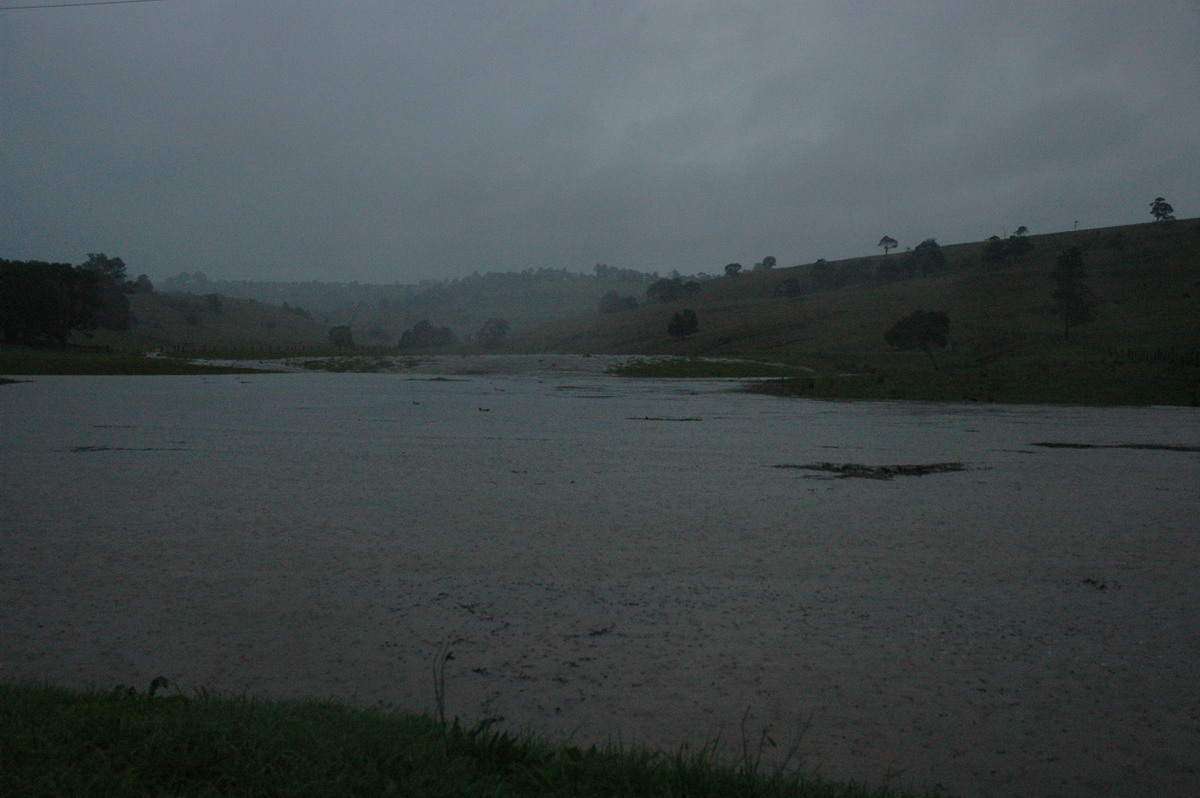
[{"xmin": 1, "ymin": 1, "xmax": 1196, "ymax": 281}]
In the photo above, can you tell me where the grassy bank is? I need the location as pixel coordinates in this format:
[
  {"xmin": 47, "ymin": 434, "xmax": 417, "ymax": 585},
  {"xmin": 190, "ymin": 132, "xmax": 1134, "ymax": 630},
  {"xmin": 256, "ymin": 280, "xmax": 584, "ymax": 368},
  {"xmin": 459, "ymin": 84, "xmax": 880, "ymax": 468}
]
[
  {"xmin": 0, "ymin": 345, "xmax": 276, "ymax": 376},
  {"xmin": 610, "ymin": 355, "xmax": 1200, "ymax": 406},
  {"xmin": 752, "ymin": 359, "xmax": 1199, "ymax": 406},
  {"xmin": 0, "ymin": 683, "xmax": 939, "ymax": 798}
]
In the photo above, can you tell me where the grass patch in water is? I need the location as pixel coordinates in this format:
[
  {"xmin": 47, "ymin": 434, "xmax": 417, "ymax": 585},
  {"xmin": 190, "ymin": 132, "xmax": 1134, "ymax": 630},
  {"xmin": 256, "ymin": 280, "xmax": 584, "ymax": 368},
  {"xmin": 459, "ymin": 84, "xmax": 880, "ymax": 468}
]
[
  {"xmin": 290, "ymin": 355, "xmax": 398, "ymax": 372},
  {"xmin": 751, "ymin": 359, "xmax": 1200, "ymax": 407},
  {"xmin": 0, "ymin": 682, "xmax": 942, "ymax": 797},
  {"xmin": 613, "ymin": 357, "xmax": 807, "ymax": 379}
]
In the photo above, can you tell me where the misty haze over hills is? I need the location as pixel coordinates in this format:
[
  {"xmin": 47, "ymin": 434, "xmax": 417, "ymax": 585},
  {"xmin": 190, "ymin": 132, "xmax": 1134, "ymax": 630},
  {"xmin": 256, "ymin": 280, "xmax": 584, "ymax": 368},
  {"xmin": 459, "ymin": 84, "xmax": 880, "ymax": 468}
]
[{"xmin": 159, "ymin": 263, "xmax": 659, "ymax": 341}]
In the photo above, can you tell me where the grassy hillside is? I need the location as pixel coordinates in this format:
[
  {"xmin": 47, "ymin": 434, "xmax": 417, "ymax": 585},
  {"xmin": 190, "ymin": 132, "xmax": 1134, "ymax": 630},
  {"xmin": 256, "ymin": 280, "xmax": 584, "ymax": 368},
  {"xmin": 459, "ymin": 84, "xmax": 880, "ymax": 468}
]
[
  {"xmin": 502, "ymin": 220, "xmax": 1200, "ymax": 405},
  {"xmin": 6, "ymin": 220, "xmax": 1197, "ymax": 403},
  {"xmin": 128, "ymin": 292, "xmax": 332, "ymax": 348}
]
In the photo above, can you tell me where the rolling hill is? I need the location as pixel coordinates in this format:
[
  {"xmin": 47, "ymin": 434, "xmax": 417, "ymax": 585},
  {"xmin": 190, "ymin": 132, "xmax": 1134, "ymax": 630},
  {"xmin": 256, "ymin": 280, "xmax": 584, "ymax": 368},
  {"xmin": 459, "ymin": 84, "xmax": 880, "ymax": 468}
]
[
  {"xmin": 500, "ymin": 219, "xmax": 1200, "ymax": 404},
  {"xmin": 8, "ymin": 218, "xmax": 1197, "ymax": 404}
]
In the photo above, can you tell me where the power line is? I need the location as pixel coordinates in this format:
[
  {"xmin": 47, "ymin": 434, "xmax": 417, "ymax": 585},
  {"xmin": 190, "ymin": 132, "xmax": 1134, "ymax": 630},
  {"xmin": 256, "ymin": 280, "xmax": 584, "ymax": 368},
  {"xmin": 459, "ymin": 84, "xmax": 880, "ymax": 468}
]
[{"xmin": 0, "ymin": 0, "xmax": 166, "ymax": 10}]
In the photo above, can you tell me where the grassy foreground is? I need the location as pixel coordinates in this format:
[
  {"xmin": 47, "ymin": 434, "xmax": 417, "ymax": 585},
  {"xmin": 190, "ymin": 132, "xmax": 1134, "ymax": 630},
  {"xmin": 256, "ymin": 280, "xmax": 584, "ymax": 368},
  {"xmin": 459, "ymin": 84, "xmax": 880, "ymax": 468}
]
[{"xmin": 0, "ymin": 683, "xmax": 940, "ymax": 798}]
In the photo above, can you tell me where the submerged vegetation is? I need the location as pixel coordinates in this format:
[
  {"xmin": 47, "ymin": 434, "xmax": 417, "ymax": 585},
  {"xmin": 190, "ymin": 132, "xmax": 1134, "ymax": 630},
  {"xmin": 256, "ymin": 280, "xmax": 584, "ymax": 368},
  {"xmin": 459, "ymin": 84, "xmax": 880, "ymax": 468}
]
[
  {"xmin": 772, "ymin": 462, "xmax": 970, "ymax": 479},
  {"xmin": 0, "ymin": 682, "xmax": 939, "ymax": 798},
  {"xmin": 613, "ymin": 357, "xmax": 806, "ymax": 379}
]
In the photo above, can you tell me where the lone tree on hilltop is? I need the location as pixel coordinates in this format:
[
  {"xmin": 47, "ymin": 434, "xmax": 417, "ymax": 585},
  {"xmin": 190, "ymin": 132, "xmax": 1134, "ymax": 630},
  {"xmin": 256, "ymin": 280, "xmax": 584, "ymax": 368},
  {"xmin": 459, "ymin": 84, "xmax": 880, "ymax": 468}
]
[
  {"xmin": 667, "ymin": 308, "xmax": 698, "ymax": 338},
  {"xmin": 884, "ymin": 310, "xmax": 950, "ymax": 370},
  {"xmin": 724, "ymin": 262, "xmax": 743, "ymax": 277},
  {"xmin": 1051, "ymin": 247, "xmax": 1095, "ymax": 341},
  {"xmin": 1150, "ymin": 197, "xmax": 1175, "ymax": 222},
  {"xmin": 878, "ymin": 236, "xmax": 898, "ymax": 256}
]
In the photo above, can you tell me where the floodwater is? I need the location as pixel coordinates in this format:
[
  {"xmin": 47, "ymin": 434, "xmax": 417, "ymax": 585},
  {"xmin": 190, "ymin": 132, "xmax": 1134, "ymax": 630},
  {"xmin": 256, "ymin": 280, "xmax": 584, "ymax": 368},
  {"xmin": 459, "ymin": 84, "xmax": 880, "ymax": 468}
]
[{"xmin": 2, "ymin": 356, "xmax": 1198, "ymax": 797}]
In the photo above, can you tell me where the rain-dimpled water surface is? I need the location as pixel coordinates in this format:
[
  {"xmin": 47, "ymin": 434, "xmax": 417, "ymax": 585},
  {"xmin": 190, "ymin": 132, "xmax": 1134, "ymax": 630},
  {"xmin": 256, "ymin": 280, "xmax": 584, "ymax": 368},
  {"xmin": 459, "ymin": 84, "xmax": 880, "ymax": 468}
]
[{"xmin": 3, "ymin": 357, "xmax": 1198, "ymax": 797}]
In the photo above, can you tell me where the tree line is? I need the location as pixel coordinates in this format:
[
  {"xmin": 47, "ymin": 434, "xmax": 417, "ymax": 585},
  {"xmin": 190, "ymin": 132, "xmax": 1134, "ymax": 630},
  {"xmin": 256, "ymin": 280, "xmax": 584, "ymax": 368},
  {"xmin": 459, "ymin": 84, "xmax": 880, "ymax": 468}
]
[{"xmin": 0, "ymin": 254, "xmax": 149, "ymax": 345}]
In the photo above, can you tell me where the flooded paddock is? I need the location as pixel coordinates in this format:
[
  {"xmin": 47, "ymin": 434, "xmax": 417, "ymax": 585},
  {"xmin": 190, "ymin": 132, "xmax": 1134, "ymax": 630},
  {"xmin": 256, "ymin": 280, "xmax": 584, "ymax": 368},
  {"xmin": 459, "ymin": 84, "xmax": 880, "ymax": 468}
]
[{"xmin": 2, "ymin": 358, "xmax": 1198, "ymax": 797}]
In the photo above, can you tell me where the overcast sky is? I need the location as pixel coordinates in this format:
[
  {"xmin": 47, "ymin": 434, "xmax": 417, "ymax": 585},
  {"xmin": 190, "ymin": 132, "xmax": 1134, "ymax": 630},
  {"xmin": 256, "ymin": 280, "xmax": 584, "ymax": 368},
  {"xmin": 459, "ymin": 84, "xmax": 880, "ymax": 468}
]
[{"xmin": 2, "ymin": 1, "xmax": 1196, "ymax": 283}]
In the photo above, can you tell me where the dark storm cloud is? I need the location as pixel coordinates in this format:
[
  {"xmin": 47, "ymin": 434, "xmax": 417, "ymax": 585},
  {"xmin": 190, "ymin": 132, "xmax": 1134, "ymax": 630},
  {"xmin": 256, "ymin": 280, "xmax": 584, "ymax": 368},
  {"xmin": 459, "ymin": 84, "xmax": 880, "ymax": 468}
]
[{"xmin": 2, "ymin": 1, "xmax": 1196, "ymax": 281}]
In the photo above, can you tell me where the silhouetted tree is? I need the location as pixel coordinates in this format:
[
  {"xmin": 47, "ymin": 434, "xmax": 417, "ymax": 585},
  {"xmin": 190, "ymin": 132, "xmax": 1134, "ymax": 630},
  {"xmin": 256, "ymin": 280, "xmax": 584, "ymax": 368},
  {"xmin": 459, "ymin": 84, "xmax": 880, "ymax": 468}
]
[
  {"xmin": 646, "ymin": 277, "xmax": 678, "ymax": 303},
  {"xmin": 884, "ymin": 310, "xmax": 950, "ymax": 370},
  {"xmin": 475, "ymin": 317, "xmax": 509, "ymax": 347},
  {"xmin": 1051, "ymin": 247, "xmax": 1095, "ymax": 341},
  {"xmin": 724, "ymin": 263, "xmax": 743, "ymax": 277},
  {"xmin": 646, "ymin": 277, "xmax": 685, "ymax": 303},
  {"xmin": 76, "ymin": 253, "xmax": 132, "ymax": 330},
  {"xmin": 668, "ymin": 308, "xmax": 698, "ymax": 337},
  {"xmin": 753, "ymin": 256, "xmax": 777, "ymax": 271},
  {"xmin": 878, "ymin": 236, "xmax": 898, "ymax": 256},
  {"xmin": 0, "ymin": 259, "xmax": 104, "ymax": 344},
  {"xmin": 912, "ymin": 238, "xmax": 946, "ymax": 275},
  {"xmin": 593, "ymin": 263, "xmax": 653, "ymax": 282},
  {"xmin": 78, "ymin": 253, "xmax": 127, "ymax": 286},
  {"xmin": 983, "ymin": 233, "xmax": 1034, "ymax": 267},
  {"xmin": 1150, "ymin": 197, "xmax": 1175, "ymax": 222}
]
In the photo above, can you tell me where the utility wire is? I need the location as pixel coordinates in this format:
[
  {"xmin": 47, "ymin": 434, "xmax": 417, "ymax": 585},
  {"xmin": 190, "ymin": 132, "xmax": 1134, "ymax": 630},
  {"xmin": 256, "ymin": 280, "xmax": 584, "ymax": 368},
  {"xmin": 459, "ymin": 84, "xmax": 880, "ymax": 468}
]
[{"xmin": 0, "ymin": 0, "xmax": 166, "ymax": 10}]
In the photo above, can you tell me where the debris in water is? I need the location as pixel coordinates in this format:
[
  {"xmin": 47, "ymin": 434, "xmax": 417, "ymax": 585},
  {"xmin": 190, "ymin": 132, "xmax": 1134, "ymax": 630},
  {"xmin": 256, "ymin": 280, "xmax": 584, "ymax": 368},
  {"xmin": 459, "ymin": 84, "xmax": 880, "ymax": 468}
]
[
  {"xmin": 1033, "ymin": 442, "xmax": 1200, "ymax": 452},
  {"xmin": 773, "ymin": 462, "xmax": 969, "ymax": 479}
]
